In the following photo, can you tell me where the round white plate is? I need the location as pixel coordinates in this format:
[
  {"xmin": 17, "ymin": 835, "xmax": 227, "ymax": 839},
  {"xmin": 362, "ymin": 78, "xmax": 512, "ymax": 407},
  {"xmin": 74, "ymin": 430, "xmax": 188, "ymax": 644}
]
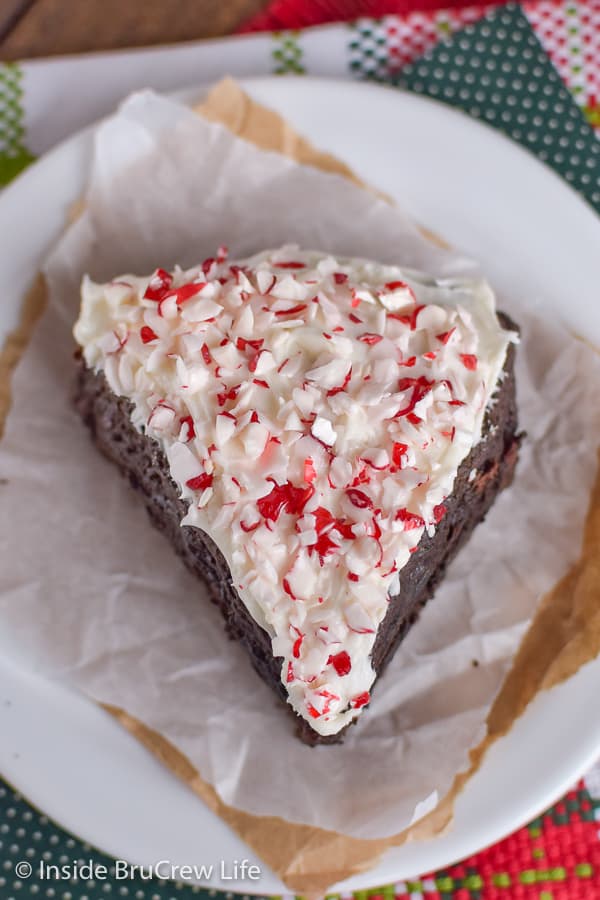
[{"xmin": 1, "ymin": 77, "xmax": 599, "ymax": 895}]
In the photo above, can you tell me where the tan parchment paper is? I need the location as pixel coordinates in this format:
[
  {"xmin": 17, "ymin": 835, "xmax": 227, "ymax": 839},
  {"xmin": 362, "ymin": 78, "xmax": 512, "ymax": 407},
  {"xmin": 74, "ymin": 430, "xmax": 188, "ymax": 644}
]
[{"xmin": 0, "ymin": 79, "xmax": 599, "ymax": 893}]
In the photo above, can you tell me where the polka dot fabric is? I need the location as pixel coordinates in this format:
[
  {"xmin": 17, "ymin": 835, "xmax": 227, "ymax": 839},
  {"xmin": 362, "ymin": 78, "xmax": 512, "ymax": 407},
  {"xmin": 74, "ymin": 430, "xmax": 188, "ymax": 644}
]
[
  {"xmin": 417, "ymin": 5, "xmax": 599, "ymax": 201},
  {"xmin": 351, "ymin": 3, "xmax": 600, "ymax": 211},
  {"xmin": 249, "ymin": 0, "xmax": 600, "ymax": 137},
  {"xmin": 1, "ymin": 774, "xmax": 600, "ymax": 898}
]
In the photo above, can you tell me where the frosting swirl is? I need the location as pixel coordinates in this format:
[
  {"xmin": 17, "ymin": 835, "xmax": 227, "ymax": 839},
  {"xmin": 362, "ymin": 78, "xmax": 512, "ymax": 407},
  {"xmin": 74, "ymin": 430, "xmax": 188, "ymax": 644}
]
[{"xmin": 74, "ymin": 246, "xmax": 515, "ymax": 735}]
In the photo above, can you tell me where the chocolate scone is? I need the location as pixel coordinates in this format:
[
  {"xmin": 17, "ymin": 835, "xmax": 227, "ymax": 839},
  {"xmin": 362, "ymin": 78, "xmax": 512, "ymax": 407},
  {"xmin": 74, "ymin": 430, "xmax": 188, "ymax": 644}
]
[{"xmin": 74, "ymin": 246, "xmax": 520, "ymax": 744}]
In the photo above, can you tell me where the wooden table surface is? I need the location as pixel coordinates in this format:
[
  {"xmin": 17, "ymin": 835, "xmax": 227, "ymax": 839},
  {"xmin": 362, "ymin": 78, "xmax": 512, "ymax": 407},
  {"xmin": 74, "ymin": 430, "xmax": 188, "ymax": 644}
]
[{"xmin": 0, "ymin": 0, "xmax": 268, "ymax": 60}]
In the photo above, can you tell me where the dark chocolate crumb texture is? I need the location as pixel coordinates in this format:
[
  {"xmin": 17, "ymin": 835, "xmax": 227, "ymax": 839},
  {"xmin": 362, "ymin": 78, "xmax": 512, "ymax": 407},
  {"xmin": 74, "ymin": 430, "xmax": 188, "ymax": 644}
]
[{"xmin": 74, "ymin": 247, "xmax": 520, "ymax": 744}]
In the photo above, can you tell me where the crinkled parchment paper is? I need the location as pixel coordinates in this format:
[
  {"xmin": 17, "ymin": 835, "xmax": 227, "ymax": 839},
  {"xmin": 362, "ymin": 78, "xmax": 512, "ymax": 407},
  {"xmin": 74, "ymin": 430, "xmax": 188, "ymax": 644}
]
[{"xmin": 0, "ymin": 79, "xmax": 599, "ymax": 893}]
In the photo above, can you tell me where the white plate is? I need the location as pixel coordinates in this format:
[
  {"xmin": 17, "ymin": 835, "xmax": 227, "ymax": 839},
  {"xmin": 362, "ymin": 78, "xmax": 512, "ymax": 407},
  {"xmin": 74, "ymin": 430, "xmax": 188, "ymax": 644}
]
[{"xmin": 1, "ymin": 77, "xmax": 599, "ymax": 894}]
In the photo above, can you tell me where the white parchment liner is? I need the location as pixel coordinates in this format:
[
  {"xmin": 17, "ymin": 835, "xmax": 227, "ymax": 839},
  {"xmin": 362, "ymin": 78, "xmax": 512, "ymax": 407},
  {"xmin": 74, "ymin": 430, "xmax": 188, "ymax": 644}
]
[{"xmin": 0, "ymin": 87, "xmax": 599, "ymax": 856}]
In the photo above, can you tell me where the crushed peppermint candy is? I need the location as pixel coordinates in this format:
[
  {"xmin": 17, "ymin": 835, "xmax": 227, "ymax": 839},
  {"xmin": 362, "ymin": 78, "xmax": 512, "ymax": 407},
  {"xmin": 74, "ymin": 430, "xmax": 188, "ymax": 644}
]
[{"xmin": 74, "ymin": 245, "xmax": 516, "ymax": 737}]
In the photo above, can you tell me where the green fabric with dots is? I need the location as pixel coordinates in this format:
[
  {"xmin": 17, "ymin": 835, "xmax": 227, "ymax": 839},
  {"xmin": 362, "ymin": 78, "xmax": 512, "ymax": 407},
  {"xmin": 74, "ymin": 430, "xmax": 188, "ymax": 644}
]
[
  {"xmin": 392, "ymin": 4, "xmax": 600, "ymax": 213},
  {"xmin": 0, "ymin": 63, "xmax": 35, "ymax": 188},
  {"xmin": 2, "ymin": 779, "xmax": 600, "ymax": 899},
  {"xmin": 0, "ymin": 782, "xmax": 264, "ymax": 900}
]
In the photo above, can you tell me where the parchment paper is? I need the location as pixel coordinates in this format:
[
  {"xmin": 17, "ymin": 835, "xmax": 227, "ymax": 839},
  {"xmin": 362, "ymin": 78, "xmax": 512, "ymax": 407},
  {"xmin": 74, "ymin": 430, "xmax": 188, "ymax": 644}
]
[{"xmin": 0, "ymin": 79, "xmax": 599, "ymax": 893}]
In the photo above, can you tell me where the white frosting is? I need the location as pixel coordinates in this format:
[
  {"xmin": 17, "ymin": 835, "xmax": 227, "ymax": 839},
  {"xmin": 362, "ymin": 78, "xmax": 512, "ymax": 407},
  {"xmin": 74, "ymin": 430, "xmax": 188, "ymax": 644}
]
[{"xmin": 74, "ymin": 246, "xmax": 516, "ymax": 735}]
